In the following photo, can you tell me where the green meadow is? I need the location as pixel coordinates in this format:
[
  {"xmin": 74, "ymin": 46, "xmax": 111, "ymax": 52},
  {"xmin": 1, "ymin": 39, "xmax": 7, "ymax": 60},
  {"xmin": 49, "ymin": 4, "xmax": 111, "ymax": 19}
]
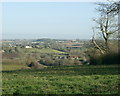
[
  {"xmin": 2, "ymin": 65, "xmax": 120, "ymax": 94},
  {"xmin": 25, "ymin": 48, "xmax": 66, "ymax": 54}
]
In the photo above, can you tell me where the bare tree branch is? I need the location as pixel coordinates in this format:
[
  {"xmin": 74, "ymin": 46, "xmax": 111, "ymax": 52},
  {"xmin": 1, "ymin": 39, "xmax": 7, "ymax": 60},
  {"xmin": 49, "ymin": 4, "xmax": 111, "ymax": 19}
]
[{"xmin": 92, "ymin": 28, "xmax": 105, "ymax": 54}]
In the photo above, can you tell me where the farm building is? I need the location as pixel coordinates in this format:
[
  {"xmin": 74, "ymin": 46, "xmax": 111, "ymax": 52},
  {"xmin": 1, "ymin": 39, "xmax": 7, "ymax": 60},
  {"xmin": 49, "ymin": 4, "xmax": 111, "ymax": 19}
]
[
  {"xmin": 25, "ymin": 46, "xmax": 32, "ymax": 48},
  {"xmin": 69, "ymin": 56, "xmax": 79, "ymax": 59}
]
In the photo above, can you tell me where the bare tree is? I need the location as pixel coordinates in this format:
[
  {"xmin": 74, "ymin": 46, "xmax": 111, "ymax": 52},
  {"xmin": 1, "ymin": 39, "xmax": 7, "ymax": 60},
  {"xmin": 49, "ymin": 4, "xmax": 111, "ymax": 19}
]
[
  {"xmin": 97, "ymin": 1, "xmax": 119, "ymax": 15},
  {"xmin": 92, "ymin": 1, "xmax": 119, "ymax": 54}
]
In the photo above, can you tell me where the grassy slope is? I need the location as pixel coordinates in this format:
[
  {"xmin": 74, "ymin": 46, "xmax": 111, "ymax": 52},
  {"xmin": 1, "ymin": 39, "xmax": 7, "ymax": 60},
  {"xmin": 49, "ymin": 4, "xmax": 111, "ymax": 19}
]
[
  {"xmin": 26, "ymin": 48, "xmax": 65, "ymax": 54},
  {"xmin": 2, "ymin": 65, "xmax": 120, "ymax": 94}
]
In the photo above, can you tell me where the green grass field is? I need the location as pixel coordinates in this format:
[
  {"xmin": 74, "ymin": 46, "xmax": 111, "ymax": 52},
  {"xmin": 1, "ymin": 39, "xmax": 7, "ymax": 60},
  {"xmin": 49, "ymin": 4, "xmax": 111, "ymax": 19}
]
[
  {"xmin": 25, "ymin": 48, "xmax": 66, "ymax": 54},
  {"xmin": 2, "ymin": 65, "xmax": 27, "ymax": 71},
  {"xmin": 2, "ymin": 65, "xmax": 120, "ymax": 95}
]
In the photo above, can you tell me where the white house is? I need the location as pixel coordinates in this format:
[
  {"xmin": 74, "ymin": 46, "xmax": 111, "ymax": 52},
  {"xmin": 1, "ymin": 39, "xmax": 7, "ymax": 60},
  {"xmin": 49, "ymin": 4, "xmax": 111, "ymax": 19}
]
[{"xmin": 25, "ymin": 46, "xmax": 32, "ymax": 48}]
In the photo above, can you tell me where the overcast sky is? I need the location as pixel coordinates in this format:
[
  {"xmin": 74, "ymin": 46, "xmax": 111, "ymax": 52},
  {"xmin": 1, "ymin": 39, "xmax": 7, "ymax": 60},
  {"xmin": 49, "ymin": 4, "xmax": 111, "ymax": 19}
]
[{"xmin": 2, "ymin": 2, "xmax": 98, "ymax": 39}]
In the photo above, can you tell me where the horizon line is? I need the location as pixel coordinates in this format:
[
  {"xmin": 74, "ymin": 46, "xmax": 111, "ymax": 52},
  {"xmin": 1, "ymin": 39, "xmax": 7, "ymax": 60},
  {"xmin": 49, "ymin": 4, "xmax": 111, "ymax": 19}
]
[{"xmin": 0, "ymin": 0, "xmax": 112, "ymax": 2}]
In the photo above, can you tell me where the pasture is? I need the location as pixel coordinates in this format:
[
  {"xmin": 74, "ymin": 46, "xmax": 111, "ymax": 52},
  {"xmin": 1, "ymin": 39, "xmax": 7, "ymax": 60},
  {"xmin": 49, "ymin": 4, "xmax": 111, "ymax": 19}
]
[
  {"xmin": 2, "ymin": 65, "xmax": 120, "ymax": 94},
  {"xmin": 25, "ymin": 48, "xmax": 66, "ymax": 54}
]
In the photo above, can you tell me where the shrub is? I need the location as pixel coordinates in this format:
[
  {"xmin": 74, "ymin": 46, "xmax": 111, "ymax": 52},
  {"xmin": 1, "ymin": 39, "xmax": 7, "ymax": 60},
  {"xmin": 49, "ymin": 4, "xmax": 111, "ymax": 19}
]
[
  {"xmin": 27, "ymin": 61, "xmax": 45, "ymax": 69},
  {"xmin": 90, "ymin": 53, "xmax": 120, "ymax": 65}
]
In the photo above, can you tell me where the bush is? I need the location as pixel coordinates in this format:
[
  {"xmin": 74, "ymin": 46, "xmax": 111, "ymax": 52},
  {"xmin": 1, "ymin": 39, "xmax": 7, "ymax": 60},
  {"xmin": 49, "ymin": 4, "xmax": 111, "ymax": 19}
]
[
  {"xmin": 27, "ymin": 61, "xmax": 45, "ymax": 69},
  {"xmin": 90, "ymin": 53, "xmax": 120, "ymax": 65},
  {"xmin": 102, "ymin": 53, "xmax": 120, "ymax": 65}
]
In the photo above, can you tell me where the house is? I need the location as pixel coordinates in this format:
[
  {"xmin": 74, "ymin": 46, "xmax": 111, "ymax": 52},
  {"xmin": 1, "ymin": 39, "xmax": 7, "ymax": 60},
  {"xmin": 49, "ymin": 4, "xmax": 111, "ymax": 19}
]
[
  {"xmin": 0, "ymin": 50, "xmax": 5, "ymax": 53},
  {"xmin": 25, "ymin": 46, "xmax": 32, "ymax": 48},
  {"xmin": 69, "ymin": 56, "xmax": 79, "ymax": 59},
  {"xmin": 2, "ymin": 50, "xmax": 5, "ymax": 52}
]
